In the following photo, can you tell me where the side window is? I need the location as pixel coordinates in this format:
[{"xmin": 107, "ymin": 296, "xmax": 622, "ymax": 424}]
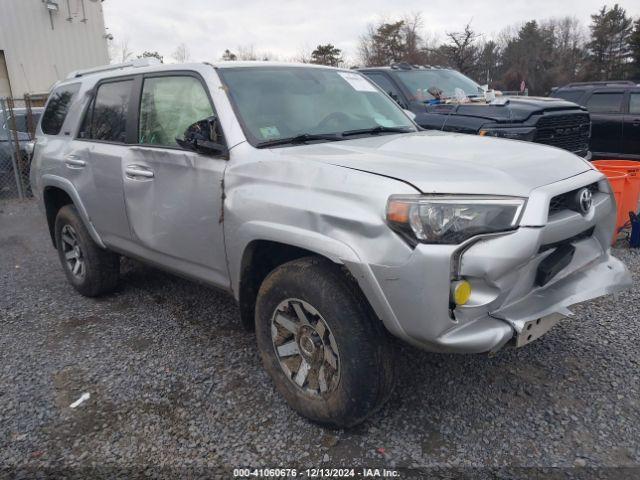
[
  {"xmin": 629, "ymin": 93, "xmax": 640, "ymax": 114},
  {"xmin": 138, "ymin": 75, "xmax": 214, "ymax": 147},
  {"xmin": 41, "ymin": 83, "xmax": 80, "ymax": 135},
  {"xmin": 82, "ymin": 80, "xmax": 133, "ymax": 142},
  {"xmin": 585, "ymin": 92, "xmax": 624, "ymax": 114},
  {"xmin": 364, "ymin": 73, "xmax": 406, "ymax": 108}
]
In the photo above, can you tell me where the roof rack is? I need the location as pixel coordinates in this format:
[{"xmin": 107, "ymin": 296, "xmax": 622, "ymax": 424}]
[
  {"xmin": 565, "ymin": 80, "xmax": 636, "ymax": 87},
  {"xmin": 66, "ymin": 57, "xmax": 161, "ymax": 79},
  {"xmin": 390, "ymin": 62, "xmax": 414, "ymax": 70},
  {"xmin": 389, "ymin": 63, "xmax": 442, "ymax": 70}
]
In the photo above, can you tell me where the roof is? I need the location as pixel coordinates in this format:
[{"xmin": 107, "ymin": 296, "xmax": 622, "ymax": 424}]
[
  {"xmin": 212, "ymin": 61, "xmax": 343, "ymax": 70},
  {"xmin": 558, "ymin": 80, "xmax": 638, "ymax": 89},
  {"xmin": 65, "ymin": 59, "xmax": 346, "ymax": 81}
]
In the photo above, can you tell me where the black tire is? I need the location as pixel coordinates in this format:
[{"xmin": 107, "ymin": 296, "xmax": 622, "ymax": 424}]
[
  {"xmin": 54, "ymin": 204, "xmax": 120, "ymax": 297},
  {"xmin": 255, "ymin": 256, "xmax": 396, "ymax": 428}
]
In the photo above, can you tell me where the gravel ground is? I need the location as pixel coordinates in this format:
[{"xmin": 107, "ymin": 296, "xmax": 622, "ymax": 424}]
[{"xmin": 1, "ymin": 198, "xmax": 639, "ymax": 479}]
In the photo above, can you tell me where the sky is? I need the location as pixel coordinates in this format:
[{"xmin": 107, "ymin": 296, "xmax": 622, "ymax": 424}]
[{"xmin": 102, "ymin": 0, "xmax": 640, "ymax": 64}]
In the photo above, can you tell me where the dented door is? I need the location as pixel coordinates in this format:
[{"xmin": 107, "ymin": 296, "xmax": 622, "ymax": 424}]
[
  {"xmin": 121, "ymin": 73, "xmax": 229, "ymax": 289},
  {"xmin": 122, "ymin": 146, "xmax": 228, "ymax": 287}
]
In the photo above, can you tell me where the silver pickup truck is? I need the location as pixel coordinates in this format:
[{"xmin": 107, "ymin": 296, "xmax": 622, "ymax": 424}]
[{"xmin": 30, "ymin": 59, "xmax": 632, "ymax": 427}]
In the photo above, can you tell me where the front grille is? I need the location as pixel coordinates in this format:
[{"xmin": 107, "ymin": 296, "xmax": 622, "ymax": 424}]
[
  {"xmin": 548, "ymin": 182, "xmax": 599, "ymax": 216},
  {"xmin": 534, "ymin": 113, "xmax": 590, "ymax": 154}
]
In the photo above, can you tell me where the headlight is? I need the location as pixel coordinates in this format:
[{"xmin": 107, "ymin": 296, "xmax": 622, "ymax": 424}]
[
  {"xmin": 386, "ymin": 195, "xmax": 525, "ymax": 245},
  {"xmin": 478, "ymin": 127, "xmax": 536, "ymax": 141}
]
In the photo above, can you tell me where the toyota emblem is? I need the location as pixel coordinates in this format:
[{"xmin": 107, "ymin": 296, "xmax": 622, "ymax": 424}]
[{"xmin": 577, "ymin": 188, "xmax": 593, "ymax": 215}]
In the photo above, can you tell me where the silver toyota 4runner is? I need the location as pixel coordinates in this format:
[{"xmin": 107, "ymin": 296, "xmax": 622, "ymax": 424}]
[{"xmin": 31, "ymin": 59, "xmax": 632, "ymax": 427}]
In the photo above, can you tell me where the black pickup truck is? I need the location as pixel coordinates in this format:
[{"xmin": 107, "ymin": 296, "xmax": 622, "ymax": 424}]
[
  {"xmin": 359, "ymin": 64, "xmax": 591, "ymax": 158},
  {"xmin": 551, "ymin": 81, "xmax": 640, "ymax": 160}
]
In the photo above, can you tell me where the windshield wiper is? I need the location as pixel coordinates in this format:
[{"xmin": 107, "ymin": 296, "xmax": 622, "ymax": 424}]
[
  {"xmin": 256, "ymin": 133, "xmax": 343, "ymax": 148},
  {"xmin": 341, "ymin": 126, "xmax": 415, "ymax": 137}
]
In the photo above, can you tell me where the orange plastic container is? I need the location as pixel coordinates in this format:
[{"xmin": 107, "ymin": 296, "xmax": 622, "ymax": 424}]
[
  {"xmin": 597, "ymin": 169, "xmax": 627, "ymax": 233},
  {"xmin": 593, "ymin": 160, "xmax": 640, "ymax": 225}
]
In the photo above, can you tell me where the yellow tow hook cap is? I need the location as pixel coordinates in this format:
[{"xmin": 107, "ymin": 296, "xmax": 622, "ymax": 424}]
[{"xmin": 452, "ymin": 280, "xmax": 472, "ymax": 306}]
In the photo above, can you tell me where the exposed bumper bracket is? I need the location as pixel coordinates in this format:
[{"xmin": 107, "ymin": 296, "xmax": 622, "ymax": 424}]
[{"xmin": 514, "ymin": 312, "xmax": 565, "ymax": 348}]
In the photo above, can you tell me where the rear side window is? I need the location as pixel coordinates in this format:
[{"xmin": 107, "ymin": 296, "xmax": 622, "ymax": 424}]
[
  {"xmin": 553, "ymin": 90, "xmax": 584, "ymax": 104},
  {"xmin": 81, "ymin": 80, "xmax": 133, "ymax": 142},
  {"xmin": 629, "ymin": 93, "xmax": 640, "ymax": 114},
  {"xmin": 586, "ymin": 92, "xmax": 624, "ymax": 113},
  {"xmin": 41, "ymin": 84, "xmax": 80, "ymax": 135},
  {"xmin": 138, "ymin": 75, "xmax": 213, "ymax": 147}
]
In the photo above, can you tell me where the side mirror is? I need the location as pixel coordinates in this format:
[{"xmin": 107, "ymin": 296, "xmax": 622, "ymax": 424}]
[
  {"xmin": 388, "ymin": 93, "xmax": 407, "ymax": 109},
  {"xmin": 176, "ymin": 115, "xmax": 228, "ymax": 157}
]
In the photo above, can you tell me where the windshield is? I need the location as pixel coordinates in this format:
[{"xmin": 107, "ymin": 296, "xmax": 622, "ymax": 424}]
[
  {"xmin": 218, "ymin": 67, "xmax": 416, "ymax": 146},
  {"xmin": 395, "ymin": 69, "xmax": 482, "ymax": 101}
]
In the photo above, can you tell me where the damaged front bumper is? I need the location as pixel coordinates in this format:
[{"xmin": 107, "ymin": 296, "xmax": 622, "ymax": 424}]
[
  {"xmin": 360, "ymin": 171, "xmax": 633, "ymax": 354},
  {"xmin": 491, "ymin": 252, "xmax": 629, "ymax": 342}
]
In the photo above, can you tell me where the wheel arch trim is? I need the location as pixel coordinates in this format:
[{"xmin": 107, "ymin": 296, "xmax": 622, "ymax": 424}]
[
  {"xmin": 231, "ymin": 221, "xmax": 407, "ymax": 338},
  {"xmin": 232, "ymin": 221, "xmax": 361, "ymax": 293},
  {"xmin": 41, "ymin": 174, "xmax": 106, "ymax": 249}
]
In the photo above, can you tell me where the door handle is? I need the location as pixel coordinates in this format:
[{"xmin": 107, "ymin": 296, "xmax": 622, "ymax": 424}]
[
  {"xmin": 125, "ymin": 165, "xmax": 154, "ymax": 179},
  {"xmin": 633, "ymin": 119, "xmax": 640, "ymax": 127},
  {"xmin": 64, "ymin": 154, "xmax": 86, "ymax": 168}
]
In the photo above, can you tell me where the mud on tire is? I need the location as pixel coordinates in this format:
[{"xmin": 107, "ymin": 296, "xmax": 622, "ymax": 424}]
[{"xmin": 255, "ymin": 256, "xmax": 396, "ymax": 428}]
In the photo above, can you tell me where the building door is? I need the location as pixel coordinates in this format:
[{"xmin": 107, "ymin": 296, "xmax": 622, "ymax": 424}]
[{"xmin": 0, "ymin": 51, "xmax": 12, "ymax": 98}]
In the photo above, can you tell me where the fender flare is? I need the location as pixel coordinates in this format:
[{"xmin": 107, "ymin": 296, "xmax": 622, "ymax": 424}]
[
  {"xmin": 231, "ymin": 221, "xmax": 407, "ymax": 338},
  {"xmin": 232, "ymin": 220, "xmax": 362, "ymax": 291},
  {"xmin": 41, "ymin": 174, "xmax": 106, "ymax": 249}
]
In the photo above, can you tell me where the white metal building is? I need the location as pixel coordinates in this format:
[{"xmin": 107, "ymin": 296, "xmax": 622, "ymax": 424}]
[{"xmin": 0, "ymin": 0, "xmax": 109, "ymax": 97}]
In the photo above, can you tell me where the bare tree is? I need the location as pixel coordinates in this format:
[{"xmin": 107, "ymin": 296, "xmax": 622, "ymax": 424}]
[
  {"xmin": 442, "ymin": 23, "xmax": 481, "ymax": 75},
  {"xmin": 401, "ymin": 13, "xmax": 425, "ymax": 64},
  {"xmin": 293, "ymin": 46, "xmax": 313, "ymax": 64},
  {"xmin": 543, "ymin": 17, "xmax": 587, "ymax": 85},
  {"xmin": 235, "ymin": 45, "xmax": 276, "ymax": 61},
  {"xmin": 172, "ymin": 43, "xmax": 191, "ymax": 63},
  {"xmin": 109, "ymin": 38, "xmax": 133, "ymax": 64},
  {"xmin": 236, "ymin": 45, "xmax": 257, "ymax": 61},
  {"xmin": 421, "ymin": 32, "xmax": 447, "ymax": 66}
]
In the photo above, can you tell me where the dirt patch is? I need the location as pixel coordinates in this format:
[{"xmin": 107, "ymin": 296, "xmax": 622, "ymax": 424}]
[{"xmin": 48, "ymin": 366, "xmax": 119, "ymax": 445}]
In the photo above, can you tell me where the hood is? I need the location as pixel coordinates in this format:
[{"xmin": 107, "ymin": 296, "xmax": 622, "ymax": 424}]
[
  {"xmin": 274, "ymin": 131, "xmax": 592, "ymax": 197},
  {"xmin": 423, "ymin": 96, "xmax": 585, "ymax": 123}
]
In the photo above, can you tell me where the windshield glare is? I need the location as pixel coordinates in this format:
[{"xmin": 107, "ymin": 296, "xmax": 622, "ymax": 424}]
[
  {"xmin": 396, "ymin": 69, "xmax": 482, "ymax": 101},
  {"xmin": 218, "ymin": 67, "xmax": 416, "ymax": 145}
]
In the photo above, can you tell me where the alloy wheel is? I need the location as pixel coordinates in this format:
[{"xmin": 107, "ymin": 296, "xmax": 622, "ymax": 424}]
[
  {"xmin": 271, "ymin": 298, "xmax": 341, "ymax": 396},
  {"xmin": 60, "ymin": 224, "xmax": 85, "ymax": 279}
]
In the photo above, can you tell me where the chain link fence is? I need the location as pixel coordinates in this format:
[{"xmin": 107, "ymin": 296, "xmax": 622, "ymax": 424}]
[{"xmin": 0, "ymin": 95, "xmax": 47, "ymax": 199}]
